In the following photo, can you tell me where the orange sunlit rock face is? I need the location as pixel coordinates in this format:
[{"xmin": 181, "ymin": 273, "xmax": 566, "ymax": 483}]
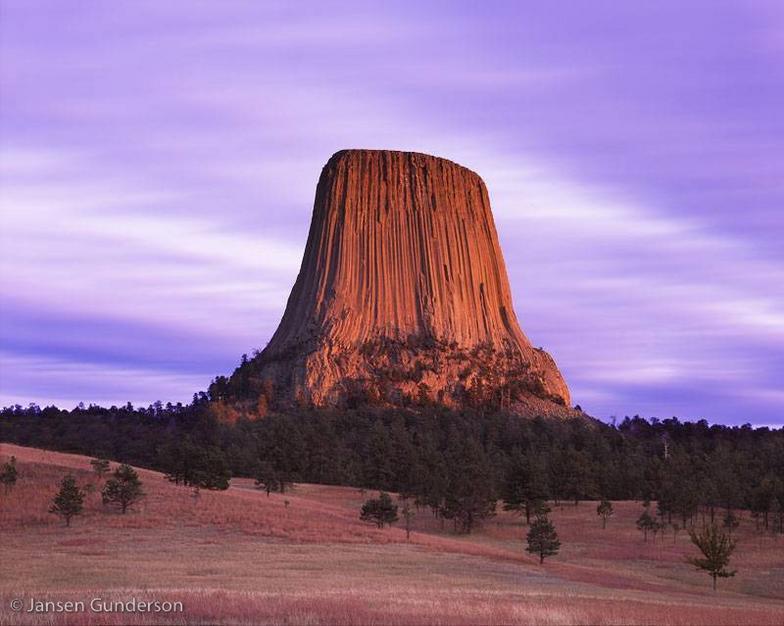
[{"xmin": 237, "ymin": 150, "xmax": 570, "ymax": 414}]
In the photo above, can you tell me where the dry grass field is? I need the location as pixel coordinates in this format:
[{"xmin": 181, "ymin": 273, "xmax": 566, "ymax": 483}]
[{"xmin": 1, "ymin": 443, "xmax": 782, "ymax": 625}]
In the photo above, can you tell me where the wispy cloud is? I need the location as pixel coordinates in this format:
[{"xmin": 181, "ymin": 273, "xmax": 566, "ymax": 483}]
[{"xmin": 1, "ymin": 1, "xmax": 782, "ymax": 423}]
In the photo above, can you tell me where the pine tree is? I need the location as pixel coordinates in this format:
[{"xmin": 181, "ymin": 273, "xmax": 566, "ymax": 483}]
[
  {"xmin": 192, "ymin": 448, "xmax": 231, "ymax": 490},
  {"xmin": 159, "ymin": 440, "xmax": 231, "ymax": 490},
  {"xmin": 658, "ymin": 452, "xmax": 699, "ymax": 527},
  {"xmin": 50, "ymin": 475, "xmax": 84, "ymax": 526},
  {"xmin": 526, "ymin": 514, "xmax": 560, "ymax": 564},
  {"xmin": 440, "ymin": 436, "xmax": 496, "ymax": 534},
  {"xmin": 502, "ymin": 451, "xmax": 549, "ymax": 524},
  {"xmin": 0, "ymin": 456, "xmax": 18, "ymax": 493},
  {"xmin": 723, "ymin": 510, "xmax": 739, "ymax": 536},
  {"xmin": 413, "ymin": 432, "xmax": 448, "ymax": 520},
  {"xmin": 364, "ymin": 421, "xmax": 394, "ymax": 489},
  {"xmin": 651, "ymin": 515, "xmax": 665, "ymax": 543},
  {"xmin": 687, "ymin": 524, "xmax": 736, "ymax": 590},
  {"xmin": 750, "ymin": 477, "xmax": 777, "ymax": 531},
  {"xmin": 400, "ymin": 497, "xmax": 416, "ymax": 541},
  {"xmin": 556, "ymin": 447, "xmax": 597, "ymax": 506},
  {"xmin": 255, "ymin": 461, "xmax": 284, "ymax": 496},
  {"xmin": 102, "ymin": 464, "xmax": 144, "ymax": 513},
  {"xmin": 90, "ymin": 458, "xmax": 110, "ymax": 479},
  {"xmin": 531, "ymin": 499, "xmax": 551, "ymax": 517},
  {"xmin": 360, "ymin": 492, "xmax": 399, "ymax": 528},
  {"xmin": 772, "ymin": 498, "xmax": 784, "ymax": 535},
  {"xmin": 597, "ymin": 499, "xmax": 614, "ymax": 529},
  {"xmin": 637, "ymin": 507, "xmax": 657, "ymax": 542}
]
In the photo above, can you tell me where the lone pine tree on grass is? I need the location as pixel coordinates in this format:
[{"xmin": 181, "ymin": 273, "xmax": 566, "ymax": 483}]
[
  {"xmin": 688, "ymin": 524, "xmax": 737, "ymax": 591},
  {"xmin": 597, "ymin": 499, "xmax": 614, "ymax": 529},
  {"xmin": 360, "ymin": 491, "xmax": 399, "ymax": 528},
  {"xmin": 102, "ymin": 464, "xmax": 144, "ymax": 513},
  {"xmin": 50, "ymin": 475, "xmax": 84, "ymax": 527},
  {"xmin": 526, "ymin": 514, "xmax": 560, "ymax": 564},
  {"xmin": 0, "ymin": 456, "xmax": 18, "ymax": 493}
]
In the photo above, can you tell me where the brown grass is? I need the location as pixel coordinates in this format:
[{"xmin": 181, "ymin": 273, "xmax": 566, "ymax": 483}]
[{"xmin": 1, "ymin": 443, "xmax": 782, "ymax": 625}]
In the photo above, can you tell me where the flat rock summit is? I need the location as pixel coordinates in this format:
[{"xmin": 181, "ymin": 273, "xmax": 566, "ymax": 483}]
[{"xmin": 222, "ymin": 149, "xmax": 572, "ymax": 417}]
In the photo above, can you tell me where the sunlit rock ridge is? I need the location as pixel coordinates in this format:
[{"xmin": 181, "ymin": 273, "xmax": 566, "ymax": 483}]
[{"xmin": 225, "ymin": 149, "xmax": 572, "ymax": 416}]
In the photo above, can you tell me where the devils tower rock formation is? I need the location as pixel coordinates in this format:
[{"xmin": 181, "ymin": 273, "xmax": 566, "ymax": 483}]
[{"xmin": 224, "ymin": 149, "xmax": 570, "ymax": 416}]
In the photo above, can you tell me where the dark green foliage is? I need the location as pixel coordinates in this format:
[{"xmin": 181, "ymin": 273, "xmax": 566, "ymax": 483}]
[
  {"xmin": 530, "ymin": 499, "xmax": 551, "ymax": 517},
  {"xmin": 597, "ymin": 499, "xmax": 614, "ymax": 528},
  {"xmin": 360, "ymin": 491, "xmax": 399, "ymax": 528},
  {"xmin": 526, "ymin": 515, "xmax": 560, "ymax": 564},
  {"xmin": 723, "ymin": 510, "xmax": 739, "ymax": 535},
  {"xmin": 254, "ymin": 461, "xmax": 289, "ymax": 496},
  {"xmin": 400, "ymin": 498, "xmax": 415, "ymax": 541},
  {"xmin": 657, "ymin": 451, "xmax": 699, "ymax": 526},
  {"xmin": 651, "ymin": 515, "xmax": 665, "ymax": 542},
  {"xmin": 410, "ymin": 430, "xmax": 449, "ymax": 517},
  {"xmin": 102, "ymin": 464, "xmax": 144, "ymax": 513},
  {"xmin": 688, "ymin": 524, "xmax": 736, "ymax": 590},
  {"xmin": 551, "ymin": 446, "xmax": 598, "ymax": 505},
  {"xmin": 772, "ymin": 499, "xmax": 784, "ymax": 535},
  {"xmin": 189, "ymin": 448, "xmax": 230, "ymax": 490},
  {"xmin": 636, "ymin": 507, "xmax": 658, "ymax": 542},
  {"xmin": 363, "ymin": 420, "xmax": 396, "ymax": 490},
  {"xmin": 157, "ymin": 439, "xmax": 231, "ymax": 490},
  {"xmin": 439, "ymin": 436, "xmax": 497, "ymax": 533},
  {"xmin": 502, "ymin": 451, "xmax": 549, "ymax": 524},
  {"xmin": 49, "ymin": 474, "xmax": 84, "ymax": 526},
  {"xmin": 90, "ymin": 458, "xmax": 110, "ymax": 478},
  {"xmin": 750, "ymin": 475, "xmax": 783, "ymax": 531},
  {"xmin": 1, "ymin": 404, "xmax": 782, "ymax": 531},
  {"xmin": 0, "ymin": 456, "xmax": 18, "ymax": 492}
]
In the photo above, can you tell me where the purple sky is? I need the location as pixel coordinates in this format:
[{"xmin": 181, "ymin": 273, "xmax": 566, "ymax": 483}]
[{"xmin": 1, "ymin": 1, "xmax": 782, "ymax": 426}]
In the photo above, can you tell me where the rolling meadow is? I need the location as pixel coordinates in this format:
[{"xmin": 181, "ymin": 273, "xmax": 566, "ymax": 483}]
[{"xmin": 1, "ymin": 443, "xmax": 782, "ymax": 625}]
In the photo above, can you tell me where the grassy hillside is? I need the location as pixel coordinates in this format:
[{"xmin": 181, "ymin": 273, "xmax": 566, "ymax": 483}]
[{"xmin": 1, "ymin": 443, "xmax": 782, "ymax": 625}]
